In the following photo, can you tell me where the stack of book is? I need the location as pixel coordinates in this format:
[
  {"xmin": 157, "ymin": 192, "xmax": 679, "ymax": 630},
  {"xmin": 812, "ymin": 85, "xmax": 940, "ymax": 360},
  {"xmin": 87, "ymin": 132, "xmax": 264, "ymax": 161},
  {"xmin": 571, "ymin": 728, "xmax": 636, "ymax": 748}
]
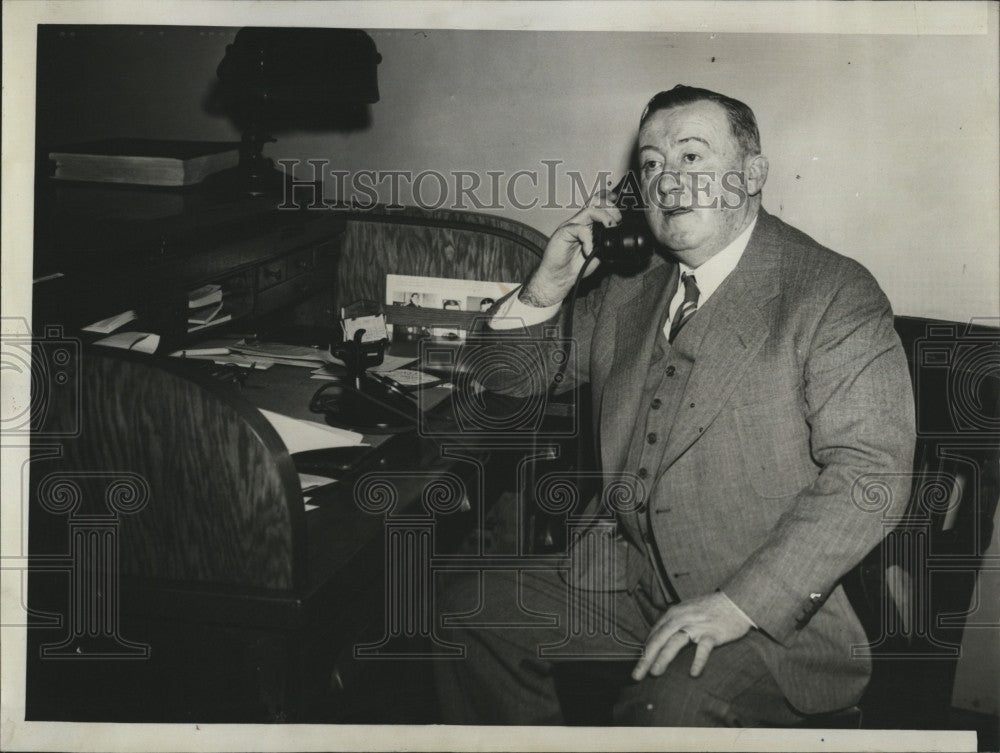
[{"xmin": 187, "ymin": 284, "xmax": 232, "ymax": 332}]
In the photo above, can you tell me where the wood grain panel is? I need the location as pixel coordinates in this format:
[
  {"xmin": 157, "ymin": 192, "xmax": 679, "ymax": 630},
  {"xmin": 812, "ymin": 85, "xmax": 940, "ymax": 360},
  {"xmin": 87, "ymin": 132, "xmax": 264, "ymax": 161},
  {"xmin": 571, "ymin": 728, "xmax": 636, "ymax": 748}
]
[
  {"xmin": 333, "ymin": 206, "xmax": 547, "ymax": 308},
  {"xmin": 53, "ymin": 349, "xmax": 304, "ymax": 590}
]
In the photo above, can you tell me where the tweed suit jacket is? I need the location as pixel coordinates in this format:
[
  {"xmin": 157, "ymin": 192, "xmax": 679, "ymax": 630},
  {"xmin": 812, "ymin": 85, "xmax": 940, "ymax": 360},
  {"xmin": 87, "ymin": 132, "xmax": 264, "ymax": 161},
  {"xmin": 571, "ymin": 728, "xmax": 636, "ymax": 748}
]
[{"xmin": 484, "ymin": 208, "xmax": 916, "ymax": 714}]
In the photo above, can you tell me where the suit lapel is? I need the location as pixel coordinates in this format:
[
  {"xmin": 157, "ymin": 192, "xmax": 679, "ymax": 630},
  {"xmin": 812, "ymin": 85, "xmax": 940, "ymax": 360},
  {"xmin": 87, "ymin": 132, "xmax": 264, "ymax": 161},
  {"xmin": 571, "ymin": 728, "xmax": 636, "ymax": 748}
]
[
  {"xmin": 657, "ymin": 213, "xmax": 783, "ymax": 471},
  {"xmin": 600, "ymin": 259, "xmax": 678, "ymax": 473}
]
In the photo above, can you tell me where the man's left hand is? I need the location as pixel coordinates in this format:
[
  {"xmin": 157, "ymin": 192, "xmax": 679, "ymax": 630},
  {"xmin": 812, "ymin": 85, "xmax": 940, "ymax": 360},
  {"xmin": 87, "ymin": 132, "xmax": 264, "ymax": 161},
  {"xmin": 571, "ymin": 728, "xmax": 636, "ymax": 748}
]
[{"xmin": 632, "ymin": 592, "xmax": 754, "ymax": 681}]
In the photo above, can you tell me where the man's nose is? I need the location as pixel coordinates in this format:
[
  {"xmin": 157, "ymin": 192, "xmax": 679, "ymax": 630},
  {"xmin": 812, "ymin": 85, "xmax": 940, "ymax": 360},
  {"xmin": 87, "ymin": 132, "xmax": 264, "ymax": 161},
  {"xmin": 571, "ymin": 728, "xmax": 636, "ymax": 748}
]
[
  {"xmin": 647, "ymin": 170, "xmax": 684, "ymax": 209},
  {"xmin": 653, "ymin": 170, "xmax": 683, "ymax": 196}
]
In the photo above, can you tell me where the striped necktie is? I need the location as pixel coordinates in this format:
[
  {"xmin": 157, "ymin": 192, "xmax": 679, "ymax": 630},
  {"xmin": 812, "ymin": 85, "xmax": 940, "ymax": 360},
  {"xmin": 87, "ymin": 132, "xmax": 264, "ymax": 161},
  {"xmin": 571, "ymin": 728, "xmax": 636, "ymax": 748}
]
[{"xmin": 668, "ymin": 273, "xmax": 700, "ymax": 343}]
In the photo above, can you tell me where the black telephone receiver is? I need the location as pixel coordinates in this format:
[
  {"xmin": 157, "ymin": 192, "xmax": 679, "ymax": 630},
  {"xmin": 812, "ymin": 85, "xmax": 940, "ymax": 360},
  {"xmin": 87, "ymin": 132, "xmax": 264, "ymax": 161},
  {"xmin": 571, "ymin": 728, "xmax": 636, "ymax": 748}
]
[{"xmin": 591, "ymin": 172, "xmax": 654, "ymax": 267}]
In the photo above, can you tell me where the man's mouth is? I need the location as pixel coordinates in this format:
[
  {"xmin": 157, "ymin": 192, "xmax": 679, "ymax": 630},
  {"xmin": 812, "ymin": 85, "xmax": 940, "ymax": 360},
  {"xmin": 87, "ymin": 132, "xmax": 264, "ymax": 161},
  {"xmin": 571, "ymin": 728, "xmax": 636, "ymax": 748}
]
[{"xmin": 662, "ymin": 206, "xmax": 692, "ymax": 218}]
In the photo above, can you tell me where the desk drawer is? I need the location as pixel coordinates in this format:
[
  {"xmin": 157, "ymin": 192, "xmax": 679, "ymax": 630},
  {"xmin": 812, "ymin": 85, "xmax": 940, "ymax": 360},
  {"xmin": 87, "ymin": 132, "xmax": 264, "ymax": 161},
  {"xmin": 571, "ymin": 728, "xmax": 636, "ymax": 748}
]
[
  {"xmin": 286, "ymin": 248, "xmax": 316, "ymax": 278},
  {"xmin": 274, "ymin": 216, "xmax": 338, "ymax": 254},
  {"xmin": 257, "ymin": 258, "xmax": 287, "ymax": 289},
  {"xmin": 314, "ymin": 239, "xmax": 339, "ymax": 269},
  {"xmin": 255, "ymin": 273, "xmax": 325, "ymax": 315},
  {"xmin": 257, "ymin": 248, "xmax": 317, "ymax": 291}
]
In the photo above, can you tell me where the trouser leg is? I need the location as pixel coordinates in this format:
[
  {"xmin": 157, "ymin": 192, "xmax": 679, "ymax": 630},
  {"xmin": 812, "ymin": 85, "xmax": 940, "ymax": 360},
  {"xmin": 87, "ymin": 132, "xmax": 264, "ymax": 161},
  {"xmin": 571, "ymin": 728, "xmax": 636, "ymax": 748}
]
[
  {"xmin": 613, "ymin": 633, "xmax": 803, "ymax": 727},
  {"xmin": 434, "ymin": 567, "xmax": 803, "ymax": 727},
  {"xmin": 433, "ymin": 567, "xmax": 648, "ymax": 725}
]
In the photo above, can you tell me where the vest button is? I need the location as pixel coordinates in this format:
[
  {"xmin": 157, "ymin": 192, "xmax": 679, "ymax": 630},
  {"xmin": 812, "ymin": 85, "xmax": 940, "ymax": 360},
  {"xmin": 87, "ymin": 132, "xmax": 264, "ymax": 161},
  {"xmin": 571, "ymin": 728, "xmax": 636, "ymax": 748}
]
[
  {"xmin": 665, "ymin": 366, "xmax": 676, "ymax": 377},
  {"xmin": 646, "ymin": 432, "xmax": 658, "ymax": 444},
  {"xmin": 650, "ymin": 398, "xmax": 662, "ymax": 410},
  {"xmin": 637, "ymin": 467, "xmax": 648, "ymax": 479}
]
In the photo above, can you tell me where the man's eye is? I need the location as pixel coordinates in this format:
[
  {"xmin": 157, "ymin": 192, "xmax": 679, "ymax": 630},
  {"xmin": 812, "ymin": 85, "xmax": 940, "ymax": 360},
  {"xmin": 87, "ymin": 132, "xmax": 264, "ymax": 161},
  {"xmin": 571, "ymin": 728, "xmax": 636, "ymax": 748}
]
[
  {"xmin": 641, "ymin": 160, "xmax": 661, "ymax": 173},
  {"xmin": 683, "ymin": 153, "xmax": 701, "ymax": 163}
]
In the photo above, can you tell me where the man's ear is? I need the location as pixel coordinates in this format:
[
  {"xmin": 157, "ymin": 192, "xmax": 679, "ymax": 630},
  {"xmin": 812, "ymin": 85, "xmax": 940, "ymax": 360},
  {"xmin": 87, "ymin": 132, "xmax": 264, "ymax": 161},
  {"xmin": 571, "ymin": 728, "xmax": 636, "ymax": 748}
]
[{"xmin": 744, "ymin": 154, "xmax": 769, "ymax": 196}]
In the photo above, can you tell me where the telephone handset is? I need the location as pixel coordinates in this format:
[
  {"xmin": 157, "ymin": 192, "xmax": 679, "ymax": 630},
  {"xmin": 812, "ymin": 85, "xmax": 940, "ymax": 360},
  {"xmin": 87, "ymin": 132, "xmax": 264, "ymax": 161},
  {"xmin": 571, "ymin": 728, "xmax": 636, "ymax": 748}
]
[{"xmin": 591, "ymin": 172, "xmax": 654, "ymax": 268}]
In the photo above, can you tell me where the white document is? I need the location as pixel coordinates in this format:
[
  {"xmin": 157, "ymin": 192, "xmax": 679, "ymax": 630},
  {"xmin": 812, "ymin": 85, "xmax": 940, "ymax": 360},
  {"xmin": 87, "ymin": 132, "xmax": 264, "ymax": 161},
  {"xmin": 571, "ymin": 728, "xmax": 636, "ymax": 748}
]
[
  {"xmin": 368, "ymin": 354, "xmax": 419, "ymax": 372},
  {"xmin": 257, "ymin": 408, "xmax": 364, "ymax": 453},
  {"xmin": 298, "ymin": 473, "xmax": 339, "ymax": 491},
  {"xmin": 93, "ymin": 331, "xmax": 160, "ymax": 354},
  {"xmin": 342, "ymin": 313, "xmax": 389, "ymax": 343}
]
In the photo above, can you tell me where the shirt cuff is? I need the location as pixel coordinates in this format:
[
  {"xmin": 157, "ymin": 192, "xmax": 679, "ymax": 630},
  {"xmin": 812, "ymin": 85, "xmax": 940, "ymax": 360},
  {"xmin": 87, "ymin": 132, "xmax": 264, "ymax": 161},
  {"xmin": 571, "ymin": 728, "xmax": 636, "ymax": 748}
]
[
  {"xmin": 489, "ymin": 285, "xmax": 561, "ymax": 330},
  {"xmin": 720, "ymin": 590, "xmax": 758, "ymax": 629}
]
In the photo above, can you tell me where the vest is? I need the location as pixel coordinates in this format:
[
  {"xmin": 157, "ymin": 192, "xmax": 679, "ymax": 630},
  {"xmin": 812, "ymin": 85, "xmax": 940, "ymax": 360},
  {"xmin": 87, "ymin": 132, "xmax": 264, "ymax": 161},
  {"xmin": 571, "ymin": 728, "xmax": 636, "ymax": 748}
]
[{"xmin": 617, "ymin": 283, "xmax": 717, "ymax": 608}]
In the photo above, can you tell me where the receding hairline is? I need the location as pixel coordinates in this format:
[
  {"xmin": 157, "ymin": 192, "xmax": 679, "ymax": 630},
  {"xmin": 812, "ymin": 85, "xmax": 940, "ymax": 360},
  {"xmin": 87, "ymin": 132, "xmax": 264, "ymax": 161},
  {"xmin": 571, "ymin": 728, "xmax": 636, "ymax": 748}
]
[
  {"xmin": 638, "ymin": 105, "xmax": 729, "ymax": 148},
  {"xmin": 640, "ymin": 89, "xmax": 761, "ymax": 158}
]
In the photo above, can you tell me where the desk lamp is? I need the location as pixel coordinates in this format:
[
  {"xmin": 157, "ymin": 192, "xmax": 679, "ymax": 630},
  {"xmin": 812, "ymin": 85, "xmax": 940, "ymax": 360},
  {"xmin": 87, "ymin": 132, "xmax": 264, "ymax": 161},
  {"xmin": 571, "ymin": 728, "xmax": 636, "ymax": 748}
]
[{"xmin": 210, "ymin": 27, "xmax": 381, "ymax": 196}]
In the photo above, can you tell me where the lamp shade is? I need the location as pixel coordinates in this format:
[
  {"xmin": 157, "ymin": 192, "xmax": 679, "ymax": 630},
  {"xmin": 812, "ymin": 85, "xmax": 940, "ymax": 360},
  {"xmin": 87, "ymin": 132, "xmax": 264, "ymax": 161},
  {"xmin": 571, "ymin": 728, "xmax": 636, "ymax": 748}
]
[{"xmin": 216, "ymin": 27, "xmax": 381, "ymax": 129}]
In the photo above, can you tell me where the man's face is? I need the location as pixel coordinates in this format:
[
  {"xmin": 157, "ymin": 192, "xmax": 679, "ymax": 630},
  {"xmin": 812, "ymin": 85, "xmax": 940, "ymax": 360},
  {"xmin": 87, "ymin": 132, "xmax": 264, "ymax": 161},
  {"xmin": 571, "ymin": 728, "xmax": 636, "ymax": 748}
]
[{"xmin": 638, "ymin": 100, "xmax": 758, "ymax": 266}]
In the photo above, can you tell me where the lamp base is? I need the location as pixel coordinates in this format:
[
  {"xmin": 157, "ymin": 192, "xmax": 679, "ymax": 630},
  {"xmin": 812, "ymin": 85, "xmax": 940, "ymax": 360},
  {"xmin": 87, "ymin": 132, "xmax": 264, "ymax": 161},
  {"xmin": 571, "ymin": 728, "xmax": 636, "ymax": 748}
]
[
  {"xmin": 311, "ymin": 379, "xmax": 418, "ymax": 434},
  {"xmin": 202, "ymin": 159, "xmax": 287, "ymax": 198}
]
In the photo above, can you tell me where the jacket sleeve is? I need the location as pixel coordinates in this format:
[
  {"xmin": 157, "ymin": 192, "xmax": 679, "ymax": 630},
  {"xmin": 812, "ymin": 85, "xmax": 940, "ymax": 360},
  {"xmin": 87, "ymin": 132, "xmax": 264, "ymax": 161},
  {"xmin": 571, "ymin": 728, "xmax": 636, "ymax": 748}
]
[
  {"xmin": 722, "ymin": 267, "xmax": 916, "ymax": 645},
  {"xmin": 468, "ymin": 276, "xmax": 611, "ymax": 398}
]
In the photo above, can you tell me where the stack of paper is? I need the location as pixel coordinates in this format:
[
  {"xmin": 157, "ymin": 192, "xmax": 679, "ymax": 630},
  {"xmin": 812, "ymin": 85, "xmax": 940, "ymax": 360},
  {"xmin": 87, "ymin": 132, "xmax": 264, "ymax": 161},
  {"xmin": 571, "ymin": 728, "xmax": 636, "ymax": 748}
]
[{"xmin": 231, "ymin": 341, "xmax": 342, "ymax": 369}]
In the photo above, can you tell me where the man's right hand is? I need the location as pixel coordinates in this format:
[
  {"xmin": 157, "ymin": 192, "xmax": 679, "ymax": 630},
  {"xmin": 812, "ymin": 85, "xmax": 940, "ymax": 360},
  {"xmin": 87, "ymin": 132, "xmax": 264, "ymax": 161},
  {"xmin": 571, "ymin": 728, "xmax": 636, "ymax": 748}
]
[{"xmin": 518, "ymin": 193, "xmax": 621, "ymax": 308}]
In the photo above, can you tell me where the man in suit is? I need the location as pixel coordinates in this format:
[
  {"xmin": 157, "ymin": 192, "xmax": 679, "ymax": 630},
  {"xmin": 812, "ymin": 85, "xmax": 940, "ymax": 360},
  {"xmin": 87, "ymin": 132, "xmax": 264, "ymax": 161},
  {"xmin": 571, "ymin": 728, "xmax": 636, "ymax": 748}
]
[{"xmin": 434, "ymin": 85, "xmax": 916, "ymax": 726}]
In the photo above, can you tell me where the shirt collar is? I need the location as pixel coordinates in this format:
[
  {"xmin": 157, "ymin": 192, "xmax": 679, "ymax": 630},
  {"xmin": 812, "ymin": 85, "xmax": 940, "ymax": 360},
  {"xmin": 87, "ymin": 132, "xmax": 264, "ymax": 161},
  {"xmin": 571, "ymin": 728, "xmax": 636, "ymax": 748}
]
[{"xmin": 678, "ymin": 214, "xmax": 758, "ymax": 305}]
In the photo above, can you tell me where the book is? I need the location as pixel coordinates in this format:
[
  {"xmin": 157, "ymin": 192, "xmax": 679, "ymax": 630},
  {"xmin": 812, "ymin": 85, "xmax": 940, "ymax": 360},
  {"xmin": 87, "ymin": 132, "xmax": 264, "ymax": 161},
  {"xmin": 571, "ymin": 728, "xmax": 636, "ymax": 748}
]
[
  {"xmin": 82, "ymin": 309, "xmax": 137, "ymax": 334},
  {"xmin": 169, "ymin": 347, "xmax": 232, "ymax": 358},
  {"xmin": 188, "ymin": 284, "xmax": 223, "ymax": 309},
  {"xmin": 187, "ymin": 313, "xmax": 233, "ymax": 333},
  {"xmin": 49, "ymin": 138, "xmax": 240, "ymax": 187},
  {"xmin": 168, "ymin": 336, "xmax": 247, "ymax": 359},
  {"xmin": 187, "ymin": 301, "xmax": 225, "ymax": 325}
]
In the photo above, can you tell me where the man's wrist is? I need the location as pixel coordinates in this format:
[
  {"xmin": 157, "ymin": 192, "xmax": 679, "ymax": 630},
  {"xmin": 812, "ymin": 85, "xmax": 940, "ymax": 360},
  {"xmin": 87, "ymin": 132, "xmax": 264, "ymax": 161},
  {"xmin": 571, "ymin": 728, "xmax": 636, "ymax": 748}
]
[
  {"xmin": 518, "ymin": 274, "xmax": 567, "ymax": 308},
  {"xmin": 719, "ymin": 590, "xmax": 757, "ymax": 630}
]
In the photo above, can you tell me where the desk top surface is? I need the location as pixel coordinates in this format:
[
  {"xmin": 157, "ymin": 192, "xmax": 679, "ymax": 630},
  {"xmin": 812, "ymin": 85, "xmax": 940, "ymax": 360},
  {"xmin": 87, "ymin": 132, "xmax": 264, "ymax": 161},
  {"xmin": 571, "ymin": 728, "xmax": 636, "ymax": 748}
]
[{"xmin": 226, "ymin": 361, "xmax": 468, "ymax": 607}]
